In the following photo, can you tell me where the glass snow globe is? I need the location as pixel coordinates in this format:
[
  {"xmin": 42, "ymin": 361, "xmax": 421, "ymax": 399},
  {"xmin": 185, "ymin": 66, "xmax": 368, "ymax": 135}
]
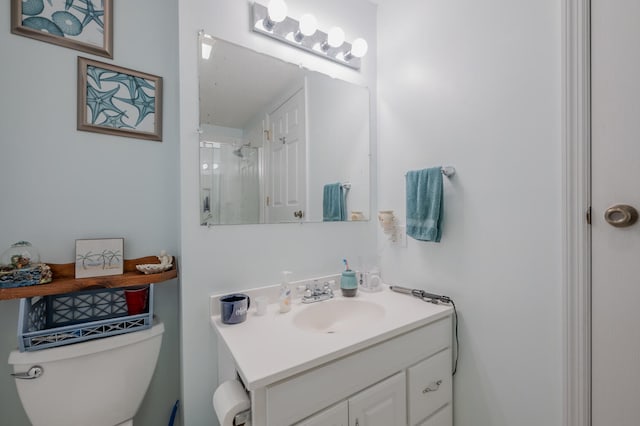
[{"xmin": 0, "ymin": 241, "xmax": 41, "ymax": 268}]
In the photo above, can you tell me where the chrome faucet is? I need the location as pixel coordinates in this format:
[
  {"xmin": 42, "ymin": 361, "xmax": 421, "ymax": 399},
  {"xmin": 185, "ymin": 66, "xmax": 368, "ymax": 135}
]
[{"xmin": 301, "ymin": 281, "xmax": 334, "ymax": 304}]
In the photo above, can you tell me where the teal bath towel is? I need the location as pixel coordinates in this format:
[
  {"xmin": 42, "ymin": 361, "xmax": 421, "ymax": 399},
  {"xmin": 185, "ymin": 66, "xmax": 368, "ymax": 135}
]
[
  {"xmin": 323, "ymin": 183, "xmax": 346, "ymax": 221},
  {"xmin": 406, "ymin": 167, "xmax": 443, "ymax": 242}
]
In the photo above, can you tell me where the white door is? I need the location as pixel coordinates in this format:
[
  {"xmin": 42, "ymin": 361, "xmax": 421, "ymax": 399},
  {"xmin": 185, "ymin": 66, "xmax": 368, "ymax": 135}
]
[
  {"xmin": 348, "ymin": 372, "xmax": 406, "ymax": 426},
  {"xmin": 591, "ymin": 1, "xmax": 640, "ymax": 425},
  {"xmin": 267, "ymin": 89, "xmax": 307, "ymax": 223}
]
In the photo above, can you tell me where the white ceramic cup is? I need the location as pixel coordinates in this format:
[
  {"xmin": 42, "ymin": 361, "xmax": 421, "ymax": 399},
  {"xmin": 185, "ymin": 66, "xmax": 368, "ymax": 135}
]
[{"xmin": 254, "ymin": 296, "xmax": 269, "ymax": 316}]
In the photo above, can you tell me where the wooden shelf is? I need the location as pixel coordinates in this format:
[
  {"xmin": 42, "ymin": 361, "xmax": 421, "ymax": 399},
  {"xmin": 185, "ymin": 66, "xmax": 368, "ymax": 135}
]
[{"xmin": 0, "ymin": 256, "xmax": 178, "ymax": 301}]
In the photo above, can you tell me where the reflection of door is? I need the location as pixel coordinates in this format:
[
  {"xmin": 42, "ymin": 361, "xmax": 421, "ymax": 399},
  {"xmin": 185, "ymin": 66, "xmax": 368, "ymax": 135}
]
[
  {"xmin": 267, "ymin": 89, "xmax": 307, "ymax": 223},
  {"xmin": 591, "ymin": 1, "xmax": 640, "ymax": 425}
]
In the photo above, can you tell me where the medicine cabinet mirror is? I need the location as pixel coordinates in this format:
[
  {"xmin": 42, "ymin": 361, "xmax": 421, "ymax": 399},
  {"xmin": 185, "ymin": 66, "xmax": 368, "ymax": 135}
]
[{"xmin": 198, "ymin": 34, "xmax": 371, "ymax": 225}]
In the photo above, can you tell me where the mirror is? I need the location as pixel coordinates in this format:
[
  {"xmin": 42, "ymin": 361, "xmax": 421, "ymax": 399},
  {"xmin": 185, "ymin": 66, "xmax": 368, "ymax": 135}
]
[{"xmin": 198, "ymin": 34, "xmax": 370, "ymax": 225}]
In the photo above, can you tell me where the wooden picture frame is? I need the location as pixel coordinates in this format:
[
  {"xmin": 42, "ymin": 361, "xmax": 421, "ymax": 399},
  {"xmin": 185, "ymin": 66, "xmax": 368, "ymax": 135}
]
[
  {"xmin": 77, "ymin": 57, "xmax": 163, "ymax": 141},
  {"xmin": 11, "ymin": 0, "xmax": 113, "ymax": 58},
  {"xmin": 75, "ymin": 238, "xmax": 124, "ymax": 279}
]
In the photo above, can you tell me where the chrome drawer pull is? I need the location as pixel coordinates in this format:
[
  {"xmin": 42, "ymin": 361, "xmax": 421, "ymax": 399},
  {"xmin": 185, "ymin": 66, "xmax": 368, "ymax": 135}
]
[{"xmin": 422, "ymin": 379, "xmax": 443, "ymax": 394}]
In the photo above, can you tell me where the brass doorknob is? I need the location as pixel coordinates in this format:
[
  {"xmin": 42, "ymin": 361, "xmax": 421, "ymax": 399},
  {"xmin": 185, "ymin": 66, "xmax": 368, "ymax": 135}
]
[{"xmin": 604, "ymin": 204, "xmax": 638, "ymax": 228}]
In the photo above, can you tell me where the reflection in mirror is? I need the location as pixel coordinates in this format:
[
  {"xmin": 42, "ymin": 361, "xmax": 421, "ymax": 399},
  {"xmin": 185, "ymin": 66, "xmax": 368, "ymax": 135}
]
[{"xmin": 198, "ymin": 33, "xmax": 370, "ymax": 225}]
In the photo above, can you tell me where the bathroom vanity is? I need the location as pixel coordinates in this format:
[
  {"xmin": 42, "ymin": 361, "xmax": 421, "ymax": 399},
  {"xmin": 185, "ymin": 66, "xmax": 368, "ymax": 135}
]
[{"xmin": 210, "ymin": 281, "xmax": 454, "ymax": 426}]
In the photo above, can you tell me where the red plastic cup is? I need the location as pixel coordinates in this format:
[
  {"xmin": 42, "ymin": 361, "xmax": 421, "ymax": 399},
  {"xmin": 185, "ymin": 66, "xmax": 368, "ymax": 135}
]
[{"xmin": 124, "ymin": 286, "xmax": 149, "ymax": 315}]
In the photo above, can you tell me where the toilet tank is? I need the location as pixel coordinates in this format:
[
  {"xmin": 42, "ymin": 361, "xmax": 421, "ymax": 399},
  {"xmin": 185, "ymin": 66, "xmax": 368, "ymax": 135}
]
[{"xmin": 8, "ymin": 321, "xmax": 164, "ymax": 426}]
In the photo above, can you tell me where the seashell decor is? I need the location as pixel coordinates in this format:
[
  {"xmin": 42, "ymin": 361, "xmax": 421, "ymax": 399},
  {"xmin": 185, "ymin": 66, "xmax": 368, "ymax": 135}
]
[{"xmin": 136, "ymin": 250, "xmax": 173, "ymax": 275}]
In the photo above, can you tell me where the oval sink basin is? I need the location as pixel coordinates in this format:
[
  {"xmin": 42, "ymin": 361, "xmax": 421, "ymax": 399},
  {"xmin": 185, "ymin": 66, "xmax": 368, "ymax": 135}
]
[{"xmin": 292, "ymin": 299, "xmax": 386, "ymax": 333}]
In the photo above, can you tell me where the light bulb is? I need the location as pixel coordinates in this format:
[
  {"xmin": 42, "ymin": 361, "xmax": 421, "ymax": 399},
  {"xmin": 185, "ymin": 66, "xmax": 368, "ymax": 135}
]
[
  {"xmin": 327, "ymin": 27, "xmax": 345, "ymax": 48},
  {"xmin": 299, "ymin": 14, "xmax": 317, "ymax": 37},
  {"xmin": 351, "ymin": 38, "xmax": 368, "ymax": 58},
  {"xmin": 267, "ymin": 0, "xmax": 288, "ymax": 23}
]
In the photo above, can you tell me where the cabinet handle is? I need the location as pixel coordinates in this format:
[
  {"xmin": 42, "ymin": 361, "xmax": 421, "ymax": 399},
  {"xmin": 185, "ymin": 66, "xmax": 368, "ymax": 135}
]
[
  {"xmin": 422, "ymin": 379, "xmax": 443, "ymax": 394},
  {"xmin": 355, "ymin": 419, "xmax": 359, "ymax": 426}
]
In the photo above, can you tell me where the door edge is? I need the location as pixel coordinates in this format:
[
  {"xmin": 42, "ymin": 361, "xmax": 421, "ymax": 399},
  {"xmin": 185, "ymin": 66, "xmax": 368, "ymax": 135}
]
[{"xmin": 562, "ymin": 1, "xmax": 592, "ymax": 425}]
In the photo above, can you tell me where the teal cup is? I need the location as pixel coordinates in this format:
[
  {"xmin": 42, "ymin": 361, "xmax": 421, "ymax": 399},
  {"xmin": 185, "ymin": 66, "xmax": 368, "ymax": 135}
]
[{"xmin": 341, "ymin": 270, "xmax": 357, "ymax": 297}]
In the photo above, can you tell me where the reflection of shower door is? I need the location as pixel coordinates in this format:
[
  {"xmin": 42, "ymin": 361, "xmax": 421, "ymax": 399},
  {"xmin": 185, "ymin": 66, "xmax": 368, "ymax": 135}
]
[
  {"xmin": 267, "ymin": 89, "xmax": 307, "ymax": 223},
  {"xmin": 238, "ymin": 148, "xmax": 260, "ymax": 224}
]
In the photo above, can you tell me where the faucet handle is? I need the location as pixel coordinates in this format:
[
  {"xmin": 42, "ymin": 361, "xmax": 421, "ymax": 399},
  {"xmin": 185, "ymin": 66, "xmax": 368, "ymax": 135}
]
[
  {"xmin": 295, "ymin": 284, "xmax": 309, "ymax": 298},
  {"xmin": 323, "ymin": 281, "xmax": 335, "ymax": 297}
]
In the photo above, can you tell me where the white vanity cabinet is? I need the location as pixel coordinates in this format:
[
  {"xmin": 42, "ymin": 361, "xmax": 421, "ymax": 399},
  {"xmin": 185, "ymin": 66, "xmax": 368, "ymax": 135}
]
[
  {"xmin": 249, "ymin": 317, "xmax": 452, "ymax": 426},
  {"xmin": 211, "ymin": 285, "xmax": 454, "ymax": 426}
]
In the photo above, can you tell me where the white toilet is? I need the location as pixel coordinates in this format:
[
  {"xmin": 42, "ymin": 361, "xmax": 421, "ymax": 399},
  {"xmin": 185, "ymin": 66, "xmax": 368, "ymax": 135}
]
[{"xmin": 8, "ymin": 321, "xmax": 164, "ymax": 426}]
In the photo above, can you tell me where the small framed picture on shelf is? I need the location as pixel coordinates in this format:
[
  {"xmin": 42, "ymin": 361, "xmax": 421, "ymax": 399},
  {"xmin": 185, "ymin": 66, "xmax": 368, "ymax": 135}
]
[{"xmin": 75, "ymin": 238, "xmax": 124, "ymax": 279}]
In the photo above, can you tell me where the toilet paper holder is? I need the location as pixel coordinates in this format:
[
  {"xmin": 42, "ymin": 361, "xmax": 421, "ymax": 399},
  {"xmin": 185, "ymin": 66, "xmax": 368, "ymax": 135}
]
[
  {"xmin": 213, "ymin": 379, "xmax": 251, "ymax": 426},
  {"xmin": 234, "ymin": 409, "xmax": 250, "ymax": 426}
]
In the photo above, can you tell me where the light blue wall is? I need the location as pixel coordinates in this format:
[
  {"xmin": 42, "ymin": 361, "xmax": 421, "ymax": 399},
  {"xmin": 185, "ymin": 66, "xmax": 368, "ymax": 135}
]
[{"xmin": 0, "ymin": 2, "xmax": 181, "ymax": 425}]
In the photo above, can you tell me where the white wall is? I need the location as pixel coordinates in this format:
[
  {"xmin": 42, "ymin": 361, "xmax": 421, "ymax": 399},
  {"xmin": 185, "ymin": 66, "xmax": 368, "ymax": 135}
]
[
  {"xmin": 377, "ymin": 1, "xmax": 563, "ymax": 425},
  {"xmin": 178, "ymin": 0, "xmax": 378, "ymax": 424},
  {"xmin": 0, "ymin": 2, "xmax": 180, "ymax": 425}
]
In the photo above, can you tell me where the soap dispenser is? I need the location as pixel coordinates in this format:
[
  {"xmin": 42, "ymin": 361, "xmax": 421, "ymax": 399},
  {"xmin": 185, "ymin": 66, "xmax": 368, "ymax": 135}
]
[{"xmin": 279, "ymin": 270, "xmax": 292, "ymax": 313}]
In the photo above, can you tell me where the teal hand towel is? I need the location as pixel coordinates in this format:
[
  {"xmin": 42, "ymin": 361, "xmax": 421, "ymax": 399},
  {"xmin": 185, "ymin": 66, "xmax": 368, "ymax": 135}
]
[
  {"xmin": 323, "ymin": 183, "xmax": 346, "ymax": 221},
  {"xmin": 406, "ymin": 168, "xmax": 443, "ymax": 242}
]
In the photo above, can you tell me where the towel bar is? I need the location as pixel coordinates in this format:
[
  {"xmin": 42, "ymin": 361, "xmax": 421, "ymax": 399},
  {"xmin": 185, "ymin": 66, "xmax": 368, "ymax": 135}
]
[
  {"xmin": 440, "ymin": 166, "xmax": 456, "ymax": 177},
  {"xmin": 405, "ymin": 167, "xmax": 456, "ymax": 178}
]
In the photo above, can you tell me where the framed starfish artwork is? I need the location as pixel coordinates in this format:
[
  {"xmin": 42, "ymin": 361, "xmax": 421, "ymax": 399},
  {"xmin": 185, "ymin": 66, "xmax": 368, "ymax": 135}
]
[
  {"xmin": 77, "ymin": 57, "xmax": 163, "ymax": 141},
  {"xmin": 11, "ymin": 0, "xmax": 113, "ymax": 58}
]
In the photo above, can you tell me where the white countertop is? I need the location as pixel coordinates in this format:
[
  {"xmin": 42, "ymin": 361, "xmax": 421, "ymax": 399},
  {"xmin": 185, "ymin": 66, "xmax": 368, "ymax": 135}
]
[{"xmin": 210, "ymin": 285, "xmax": 453, "ymax": 390}]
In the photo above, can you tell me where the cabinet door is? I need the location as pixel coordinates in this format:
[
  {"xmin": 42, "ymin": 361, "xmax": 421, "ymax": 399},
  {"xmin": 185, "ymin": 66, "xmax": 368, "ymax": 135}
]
[
  {"xmin": 416, "ymin": 405, "xmax": 452, "ymax": 426},
  {"xmin": 348, "ymin": 372, "xmax": 406, "ymax": 426},
  {"xmin": 295, "ymin": 401, "xmax": 348, "ymax": 426}
]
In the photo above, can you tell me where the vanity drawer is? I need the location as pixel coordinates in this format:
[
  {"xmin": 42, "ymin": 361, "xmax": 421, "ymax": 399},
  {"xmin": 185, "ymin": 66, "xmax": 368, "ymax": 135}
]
[
  {"xmin": 266, "ymin": 317, "xmax": 451, "ymax": 426},
  {"xmin": 407, "ymin": 349, "xmax": 452, "ymax": 425},
  {"xmin": 416, "ymin": 404, "xmax": 453, "ymax": 426}
]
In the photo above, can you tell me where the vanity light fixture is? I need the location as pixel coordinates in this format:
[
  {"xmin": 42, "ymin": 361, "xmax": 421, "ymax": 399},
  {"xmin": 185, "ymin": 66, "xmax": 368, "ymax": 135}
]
[
  {"xmin": 294, "ymin": 13, "xmax": 317, "ymax": 42},
  {"xmin": 251, "ymin": 2, "xmax": 367, "ymax": 70},
  {"xmin": 345, "ymin": 38, "xmax": 368, "ymax": 60},
  {"xmin": 264, "ymin": 0, "xmax": 288, "ymax": 30},
  {"xmin": 322, "ymin": 26, "xmax": 345, "ymax": 51}
]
